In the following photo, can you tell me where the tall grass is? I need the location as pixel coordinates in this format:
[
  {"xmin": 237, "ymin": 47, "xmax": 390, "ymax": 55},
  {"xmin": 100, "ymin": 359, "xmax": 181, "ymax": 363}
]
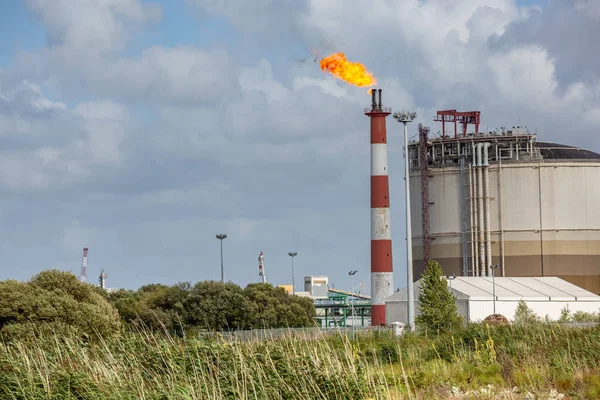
[{"xmin": 1, "ymin": 323, "xmax": 600, "ymax": 399}]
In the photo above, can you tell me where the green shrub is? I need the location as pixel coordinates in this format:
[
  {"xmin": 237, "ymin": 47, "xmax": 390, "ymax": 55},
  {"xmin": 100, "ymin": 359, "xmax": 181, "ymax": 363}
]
[
  {"xmin": 0, "ymin": 270, "xmax": 121, "ymax": 341},
  {"xmin": 415, "ymin": 259, "xmax": 463, "ymax": 334}
]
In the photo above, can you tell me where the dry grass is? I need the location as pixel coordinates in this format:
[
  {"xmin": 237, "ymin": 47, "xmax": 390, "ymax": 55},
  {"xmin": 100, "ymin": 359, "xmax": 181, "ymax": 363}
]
[{"xmin": 1, "ymin": 323, "xmax": 599, "ymax": 399}]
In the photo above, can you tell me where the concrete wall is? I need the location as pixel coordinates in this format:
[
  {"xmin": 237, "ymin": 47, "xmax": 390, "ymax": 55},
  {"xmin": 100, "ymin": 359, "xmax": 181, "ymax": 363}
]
[{"xmin": 410, "ymin": 162, "xmax": 600, "ymax": 294}]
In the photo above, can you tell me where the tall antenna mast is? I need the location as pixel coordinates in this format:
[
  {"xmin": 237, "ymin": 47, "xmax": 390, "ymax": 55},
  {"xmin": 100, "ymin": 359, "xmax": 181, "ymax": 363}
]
[
  {"xmin": 80, "ymin": 247, "xmax": 88, "ymax": 282},
  {"xmin": 258, "ymin": 251, "xmax": 267, "ymax": 283}
]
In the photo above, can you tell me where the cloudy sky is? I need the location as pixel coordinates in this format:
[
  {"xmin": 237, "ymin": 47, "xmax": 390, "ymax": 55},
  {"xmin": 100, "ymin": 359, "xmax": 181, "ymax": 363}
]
[{"xmin": 1, "ymin": 0, "xmax": 598, "ymax": 292}]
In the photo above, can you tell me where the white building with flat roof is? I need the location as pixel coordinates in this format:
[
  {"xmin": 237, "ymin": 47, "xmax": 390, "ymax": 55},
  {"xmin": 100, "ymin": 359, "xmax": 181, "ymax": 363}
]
[
  {"xmin": 304, "ymin": 276, "xmax": 329, "ymax": 299},
  {"xmin": 386, "ymin": 276, "xmax": 600, "ymax": 324}
]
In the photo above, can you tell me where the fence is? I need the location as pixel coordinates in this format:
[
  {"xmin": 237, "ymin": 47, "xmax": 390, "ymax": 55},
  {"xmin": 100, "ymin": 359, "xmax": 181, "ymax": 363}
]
[{"xmin": 201, "ymin": 325, "xmax": 393, "ymax": 342}]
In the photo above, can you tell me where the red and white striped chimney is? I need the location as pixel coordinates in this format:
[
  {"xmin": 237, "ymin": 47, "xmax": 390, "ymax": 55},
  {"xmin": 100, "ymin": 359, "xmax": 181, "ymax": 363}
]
[{"xmin": 364, "ymin": 89, "xmax": 394, "ymax": 326}]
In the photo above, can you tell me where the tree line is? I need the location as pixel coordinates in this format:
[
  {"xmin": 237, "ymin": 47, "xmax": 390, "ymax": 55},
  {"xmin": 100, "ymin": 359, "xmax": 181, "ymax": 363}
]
[{"xmin": 0, "ymin": 270, "xmax": 316, "ymax": 341}]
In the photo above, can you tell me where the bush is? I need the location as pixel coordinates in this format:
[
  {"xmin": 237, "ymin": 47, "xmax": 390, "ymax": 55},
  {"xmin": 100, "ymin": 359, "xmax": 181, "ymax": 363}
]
[
  {"xmin": 514, "ymin": 300, "xmax": 539, "ymax": 325},
  {"xmin": 0, "ymin": 270, "xmax": 121, "ymax": 341},
  {"xmin": 107, "ymin": 280, "xmax": 317, "ymax": 333}
]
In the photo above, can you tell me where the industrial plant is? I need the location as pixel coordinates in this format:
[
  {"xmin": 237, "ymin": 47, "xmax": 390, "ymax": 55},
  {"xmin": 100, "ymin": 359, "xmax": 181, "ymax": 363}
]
[
  {"xmin": 405, "ymin": 111, "xmax": 600, "ymax": 294},
  {"xmin": 69, "ymin": 90, "xmax": 600, "ymax": 329},
  {"xmin": 78, "ymin": 247, "xmax": 112, "ymax": 292}
]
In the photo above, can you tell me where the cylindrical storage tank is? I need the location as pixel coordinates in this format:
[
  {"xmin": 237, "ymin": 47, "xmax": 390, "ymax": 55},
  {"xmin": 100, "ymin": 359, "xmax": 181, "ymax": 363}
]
[{"xmin": 409, "ymin": 139, "xmax": 600, "ymax": 294}]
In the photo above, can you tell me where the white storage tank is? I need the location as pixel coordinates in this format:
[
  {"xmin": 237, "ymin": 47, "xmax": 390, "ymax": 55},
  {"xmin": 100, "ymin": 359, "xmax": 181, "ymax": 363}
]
[{"xmin": 408, "ymin": 127, "xmax": 600, "ymax": 294}]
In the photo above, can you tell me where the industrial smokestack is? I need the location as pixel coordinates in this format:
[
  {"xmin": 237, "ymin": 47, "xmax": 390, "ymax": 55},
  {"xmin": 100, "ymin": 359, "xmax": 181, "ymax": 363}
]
[
  {"xmin": 99, "ymin": 269, "xmax": 107, "ymax": 290},
  {"xmin": 371, "ymin": 89, "xmax": 377, "ymax": 110},
  {"xmin": 364, "ymin": 89, "xmax": 394, "ymax": 326},
  {"xmin": 80, "ymin": 248, "xmax": 88, "ymax": 282}
]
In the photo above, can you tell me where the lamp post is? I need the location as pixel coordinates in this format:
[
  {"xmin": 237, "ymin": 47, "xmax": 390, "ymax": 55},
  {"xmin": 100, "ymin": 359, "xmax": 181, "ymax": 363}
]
[
  {"xmin": 491, "ymin": 264, "xmax": 499, "ymax": 315},
  {"xmin": 393, "ymin": 110, "xmax": 417, "ymax": 330},
  {"xmin": 288, "ymin": 252, "xmax": 298, "ymax": 295},
  {"xmin": 349, "ymin": 270, "xmax": 358, "ymax": 333},
  {"xmin": 216, "ymin": 233, "xmax": 227, "ymax": 283}
]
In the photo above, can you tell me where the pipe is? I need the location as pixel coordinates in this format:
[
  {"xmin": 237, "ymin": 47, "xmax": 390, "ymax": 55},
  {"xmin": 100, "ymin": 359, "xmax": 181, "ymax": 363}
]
[
  {"xmin": 476, "ymin": 143, "xmax": 486, "ymax": 275},
  {"xmin": 377, "ymin": 89, "xmax": 382, "ymax": 109},
  {"xmin": 483, "ymin": 142, "xmax": 492, "ymax": 275},
  {"xmin": 468, "ymin": 164, "xmax": 475, "ymax": 276},
  {"xmin": 472, "ymin": 142, "xmax": 479, "ymax": 275},
  {"xmin": 538, "ymin": 163, "xmax": 544, "ymax": 276},
  {"xmin": 371, "ymin": 89, "xmax": 377, "ymax": 110},
  {"xmin": 498, "ymin": 155, "xmax": 505, "ymax": 276}
]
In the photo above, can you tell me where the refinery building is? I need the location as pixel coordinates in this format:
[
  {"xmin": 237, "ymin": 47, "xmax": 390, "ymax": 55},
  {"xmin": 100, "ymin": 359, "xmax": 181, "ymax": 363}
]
[{"xmin": 407, "ymin": 111, "xmax": 600, "ymax": 294}]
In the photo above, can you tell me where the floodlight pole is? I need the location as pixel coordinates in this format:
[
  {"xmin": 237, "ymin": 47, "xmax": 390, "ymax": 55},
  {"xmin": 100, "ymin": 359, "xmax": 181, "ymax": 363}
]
[
  {"xmin": 216, "ymin": 233, "xmax": 227, "ymax": 283},
  {"xmin": 349, "ymin": 270, "xmax": 358, "ymax": 336},
  {"xmin": 394, "ymin": 110, "xmax": 417, "ymax": 330},
  {"xmin": 288, "ymin": 252, "xmax": 298, "ymax": 294}
]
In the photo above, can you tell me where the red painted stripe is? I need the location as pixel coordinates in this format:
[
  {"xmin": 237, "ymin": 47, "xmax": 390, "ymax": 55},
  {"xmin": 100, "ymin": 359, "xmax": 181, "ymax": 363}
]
[
  {"xmin": 371, "ymin": 304, "xmax": 386, "ymax": 326},
  {"xmin": 370, "ymin": 115, "xmax": 388, "ymax": 144},
  {"xmin": 371, "ymin": 176, "xmax": 390, "ymax": 208},
  {"xmin": 371, "ymin": 240, "xmax": 393, "ymax": 272}
]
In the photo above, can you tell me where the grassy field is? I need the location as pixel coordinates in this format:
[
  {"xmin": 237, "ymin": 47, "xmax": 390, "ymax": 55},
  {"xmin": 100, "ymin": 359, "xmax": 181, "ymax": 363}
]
[{"xmin": 1, "ymin": 323, "xmax": 600, "ymax": 399}]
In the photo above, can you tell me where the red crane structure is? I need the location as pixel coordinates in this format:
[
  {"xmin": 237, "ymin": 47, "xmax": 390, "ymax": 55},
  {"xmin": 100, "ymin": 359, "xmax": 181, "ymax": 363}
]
[
  {"xmin": 434, "ymin": 110, "xmax": 481, "ymax": 138},
  {"xmin": 418, "ymin": 124, "xmax": 431, "ymax": 266}
]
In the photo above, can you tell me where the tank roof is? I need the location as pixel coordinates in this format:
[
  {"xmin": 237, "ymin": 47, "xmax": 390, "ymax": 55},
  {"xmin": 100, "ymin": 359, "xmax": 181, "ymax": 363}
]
[{"xmin": 535, "ymin": 142, "xmax": 600, "ymax": 160}]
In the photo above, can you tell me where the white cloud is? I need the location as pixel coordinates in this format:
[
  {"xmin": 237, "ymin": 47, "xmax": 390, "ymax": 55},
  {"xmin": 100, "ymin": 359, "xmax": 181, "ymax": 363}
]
[
  {"xmin": 25, "ymin": 0, "xmax": 161, "ymax": 54},
  {"xmin": 20, "ymin": 2, "xmax": 237, "ymax": 105},
  {"xmin": 102, "ymin": 46, "xmax": 239, "ymax": 104},
  {"xmin": 4, "ymin": 0, "xmax": 600, "ymax": 289},
  {"xmin": 239, "ymin": 59, "xmax": 290, "ymax": 102},
  {"xmin": 487, "ymin": 45, "xmax": 558, "ymax": 107}
]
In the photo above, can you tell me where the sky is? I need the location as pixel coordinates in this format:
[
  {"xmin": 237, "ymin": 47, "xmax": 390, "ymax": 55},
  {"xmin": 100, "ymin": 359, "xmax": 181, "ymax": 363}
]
[{"xmin": 1, "ymin": 0, "xmax": 598, "ymax": 293}]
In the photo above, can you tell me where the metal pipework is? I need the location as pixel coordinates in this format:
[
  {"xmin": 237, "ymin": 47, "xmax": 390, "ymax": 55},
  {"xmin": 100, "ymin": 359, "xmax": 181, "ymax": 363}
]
[
  {"xmin": 483, "ymin": 143, "xmax": 493, "ymax": 275},
  {"xmin": 472, "ymin": 143, "xmax": 479, "ymax": 276},
  {"xmin": 378, "ymin": 89, "xmax": 382, "ymax": 109},
  {"xmin": 476, "ymin": 143, "xmax": 486, "ymax": 275},
  {"xmin": 468, "ymin": 163, "xmax": 475, "ymax": 276}
]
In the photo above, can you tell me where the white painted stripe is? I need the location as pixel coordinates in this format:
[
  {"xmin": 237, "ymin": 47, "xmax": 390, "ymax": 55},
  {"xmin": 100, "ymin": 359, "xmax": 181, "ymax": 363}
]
[
  {"xmin": 371, "ymin": 272, "xmax": 394, "ymax": 305},
  {"xmin": 370, "ymin": 143, "xmax": 389, "ymax": 176},
  {"xmin": 371, "ymin": 207, "xmax": 391, "ymax": 240}
]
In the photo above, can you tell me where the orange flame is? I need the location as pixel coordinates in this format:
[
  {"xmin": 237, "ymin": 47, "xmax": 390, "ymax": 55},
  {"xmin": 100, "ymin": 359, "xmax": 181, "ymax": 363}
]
[{"xmin": 319, "ymin": 52, "xmax": 377, "ymax": 88}]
